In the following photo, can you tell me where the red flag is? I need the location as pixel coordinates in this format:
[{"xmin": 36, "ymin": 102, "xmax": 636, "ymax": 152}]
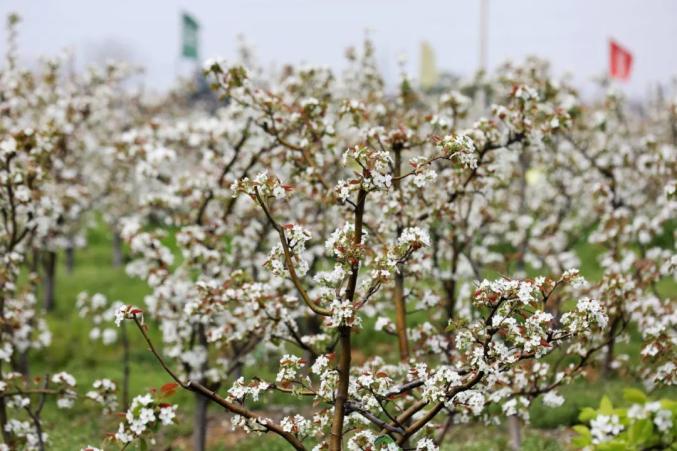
[{"xmin": 609, "ymin": 39, "xmax": 633, "ymax": 81}]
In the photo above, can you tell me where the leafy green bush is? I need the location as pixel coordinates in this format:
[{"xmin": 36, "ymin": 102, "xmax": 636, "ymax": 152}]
[{"xmin": 573, "ymin": 388, "xmax": 676, "ymax": 450}]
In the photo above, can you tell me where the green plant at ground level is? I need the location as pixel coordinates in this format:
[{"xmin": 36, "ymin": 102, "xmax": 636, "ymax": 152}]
[{"xmin": 573, "ymin": 389, "xmax": 676, "ymax": 450}]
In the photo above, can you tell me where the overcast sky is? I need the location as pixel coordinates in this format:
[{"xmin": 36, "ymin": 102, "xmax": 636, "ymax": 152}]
[{"xmin": 2, "ymin": 0, "xmax": 676, "ymax": 97}]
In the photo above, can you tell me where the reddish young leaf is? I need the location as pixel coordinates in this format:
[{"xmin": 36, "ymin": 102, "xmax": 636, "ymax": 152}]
[{"xmin": 160, "ymin": 382, "xmax": 179, "ymax": 397}]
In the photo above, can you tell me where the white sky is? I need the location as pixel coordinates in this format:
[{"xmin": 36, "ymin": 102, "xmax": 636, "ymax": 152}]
[{"xmin": 2, "ymin": 0, "xmax": 677, "ymax": 97}]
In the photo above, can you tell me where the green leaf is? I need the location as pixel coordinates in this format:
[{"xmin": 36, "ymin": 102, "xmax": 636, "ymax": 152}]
[
  {"xmin": 139, "ymin": 439, "xmax": 148, "ymax": 451},
  {"xmin": 599, "ymin": 396, "xmax": 614, "ymax": 414},
  {"xmin": 571, "ymin": 436, "xmax": 591, "ymax": 448},
  {"xmin": 660, "ymin": 399, "xmax": 676, "ymax": 410},
  {"xmin": 573, "ymin": 425, "xmax": 591, "ymax": 437},
  {"xmin": 374, "ymin": 435, "xmax": 395, "ymax": 447},
  {"xmin": 623, "ymin": 388, "xmax": 647, "ymax": 404},
  {"xmin": 628, "ymin": 418, "xmax": 653, "ymax": 445},
  {"xmin": 579, "ymin": 407, "xmax": 597, "ymax": 422},
  {"xmin": 572, "ymin": 426, "xmax": 592, "ymax": 448},
  {"xmin": 597, "ymin": 440, "xmax": 629, "ymax": 451}
]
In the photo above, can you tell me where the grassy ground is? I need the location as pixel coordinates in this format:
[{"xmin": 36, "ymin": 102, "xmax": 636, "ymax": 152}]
[{"xmin": 23, "ymin": 222, "xmax": 675, "ymax": 450}]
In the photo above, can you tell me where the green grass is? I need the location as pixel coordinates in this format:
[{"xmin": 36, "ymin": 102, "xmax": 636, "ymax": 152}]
[{"xmin": 15, "ymin": 220, "xmax": 677, "ymax": 450}]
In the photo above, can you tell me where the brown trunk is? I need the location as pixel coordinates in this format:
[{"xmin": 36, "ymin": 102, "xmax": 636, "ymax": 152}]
[
  {"xmin": 329, "ymin": 326, "xmax": 351, "ymax": 450},
  {"xmin": 193, "ymin": 392, "xmax": 208, "ymax": 451},
  {"xmin": 508, "ymin": 415, "xmax": 521, "ymax": 450},
  {"xmin": 603, "ymin": 340, "xmax": 614, "ymax": 378},
  {"xmin": 444, "ymin": 237, "xmax": 461, "ymax": 321},
  {"xmin": 443, "ymin": 279, "xmax": 456, "ymax": 321},
  {"xmin": 329, "ymin": 187, "xmax": 366, "ymax": 451},
  {"xmin": 394, "ymin": 269, "xmax": 410, "ymax": 361},
  {"xmin": 65, "ymin": 245, "xmax": 74, "ymax": 273},
  {"xmin": 603, "ymin": 337, "xmax": 616, "ymax": 378},
  {"xmin": 0, "ymin": 385, "xmax": 12, "ymax": 447},
  {"xmin": 193, "ymin": 326, "xmax": 210, "ymax": 451},
  {"xmin": 392, "ymin": 145, "xmax": 410, "ymax": 361},
  {"xmin": 0, "ymin": 293, "xmax": 10, "ymax": 446},
  {"xmin": 13, "ymin": 350, "xmax": 29, "ymax": 375},
  {"xmin": 112, "ymin": 231, "xmax": 123, "ymax": 267},
  {"xmin": 603, "ymin": 316, "xmax": 620, "ymax": 377},
  {"xmin": 31, "ymin": 248, "xmax": 40, "ymax": 273},
  {"xmin": 42, "ymin": 251, "xmax": 57, "ymax": 311}
]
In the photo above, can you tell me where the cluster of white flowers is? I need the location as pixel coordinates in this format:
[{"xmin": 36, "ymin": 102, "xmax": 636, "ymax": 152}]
[
  {"xmin": 228, "ymin": 377, "xmax": 270, "ymax": 401},
  {"xmin": 346, "ymin": 430, "xmax": 378, "ymax": 450},
  {"xmin": 314, "ymin": 264, "xmax": 347, "ymax": 287},
  {"xmin": 654, "ymin": 409, "xmax": 673, "ymax": 433},
  {"xmin": 113, "ymin": 304, "xmax": 143, "ymax": 327},
  {"xmin": 408, "ymin": 156, "xmax": 438, "ymax": 188},
  {"xmin": 474, "ymin": 278, "xmax": 537, "ymax": 307},
  {"xmin": 326, "ymin": 298, "xmax": 361, "ymax": 328},
  {"xmin": 542, "ymin": 391, "xmax": 565, "ymax": 408},
  {"xmin": 416, "ymin": 438, "xmax": 439, "ymax": 450},
  {"xmin": 590, "ymin": 414, "xmax": 624, "ymax": 444},
  {"xmin": 451, "ymin": 390, "xmax": 485, "ymax": 416},
  {"xmin": 422, "ymin": 366, "xmax": 462, "ymax": 402},
  {"xmin": 340, "ymin": 145, "xmax": 393, "ymax": 192},
  {"xmin": 502, "ymin": 397, "xmax": 531, "ymax": 419},
  {"xmin": 276, "ymin": 354, "xmax": 306, "ymax": 383},
  {"xmin": 513, "ymin": 84, "xmax": 539, "ymax": 102},
  {"xmin": 398, "ymin": 227, "xmax": 431, "ymax": 249},
  {"xmin": 265, "ymin": 224, "xmax": 312, "ymax": 277},
  {"xmin": 114, "ymin": 393, "xmax": 177, "ymax": 444},
  {"xmin": 77, "ymin": 292, "xmax": 122, "ymax": 345},
  {"xmin": 561, "ymin": 297, "xmax": 608, "ymax": 331},
  {"xmin": 51, "ymin": 372, "xmax": 77, "ymax": 409},
  {"xmin": 4, "ymin": 419, "xmax": 47, "ymax": 450},
  {"xmin": 440, "ymin": 133, "xmax": 477, "ymax": 168},
  {"xmin": 280, "ymin": 414, "xmax": 311, "ymax": 436},
  {"xmin": 232, "ymin": 170, "xmax": 292, "ymax": 200},
  {"xmin": 325, "ymin": 223, "xmax": 367, "ymax": 263},
  {"xmin": 85, "ymin": 378, "xmax": 118, "ymax": 413},
  {"xmin": 559, "ymin": 268, "xmax": 587, "ymax": 288}
]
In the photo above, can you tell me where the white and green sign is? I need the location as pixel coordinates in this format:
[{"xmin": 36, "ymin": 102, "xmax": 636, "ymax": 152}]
[{"xmin": 181, "ymin": 12, "xmax": 199, "ymax": 60}]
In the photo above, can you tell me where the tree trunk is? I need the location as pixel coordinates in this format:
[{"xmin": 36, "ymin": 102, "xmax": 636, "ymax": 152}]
[
  {"xmin": 443, "ymin": 279, "xmax": 456, "ymax": 321},
  {"xmin": 112, "ymin": 231, "xmax": 123, "ymax": 267},
  {"xmin": 13, "ymin": 350, "xmax": 29, "ymax": 375},
  {"xmin": 329, "ymin": 326, "xmax": 351, "ymax": 451},
  {"xmin": 65, "ymin": 245, "xmax": 74, "ymax": 273},
  {"xmin": 329, "ymin": 187, "xmax": 365, "ymax": 451},
  {"xmin": 394, "ymin": 268, "xmax": 410, "ymax": 361},
  {"xmin": 0, "ymin": 361, "xmax": 13, "ymax": 448},
  {"xmin": 0, "ymin": 397, "xmax": 12, "ymax": 448},
  {"xmin": 122, "ymin": 322, "xmax": 130, "ymax": 410},
  {"xmin": 193, "ymin": 392, "xmax": 208, "ymax": 451},
  {"xmin": 508, "ymin": 415, "xmax": 521, "ymax": 450},
  {"xmin": 602, "ymin": 317, "xmax": 620, "ymax": 378},
  {"xmin": 193, "ymin": 325, "xmax": 210, "ymax": 451},
  {"xmin": 31, "ymin": 248, "xmax": 40, "ymax": 273},
  {"xmin": 603, "ymin": 339, "xmax": 615, "ymax": 378},
  {"xmin": 444, "ymin": 238, "xmax": 460, "ymax": 321},
  {"xmin": 42, "ymin": 251, "xmax": 57, "ymax": 311},
  {"xmin": 392, "ymin": 145, "xmax": 410, "ymax": 361}
]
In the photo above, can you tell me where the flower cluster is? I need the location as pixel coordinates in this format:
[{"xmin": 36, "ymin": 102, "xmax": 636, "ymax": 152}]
[
  {"xmin": 113, "ymin": 392, "xmax": 178, "ymax": 445},
  {"xmin": 231, "ymin": 171, "xmax": 293, "ymax": 200},
  {"xmin": 85, "ymin": 379, "xmax": 118, "ymax": 414}
]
